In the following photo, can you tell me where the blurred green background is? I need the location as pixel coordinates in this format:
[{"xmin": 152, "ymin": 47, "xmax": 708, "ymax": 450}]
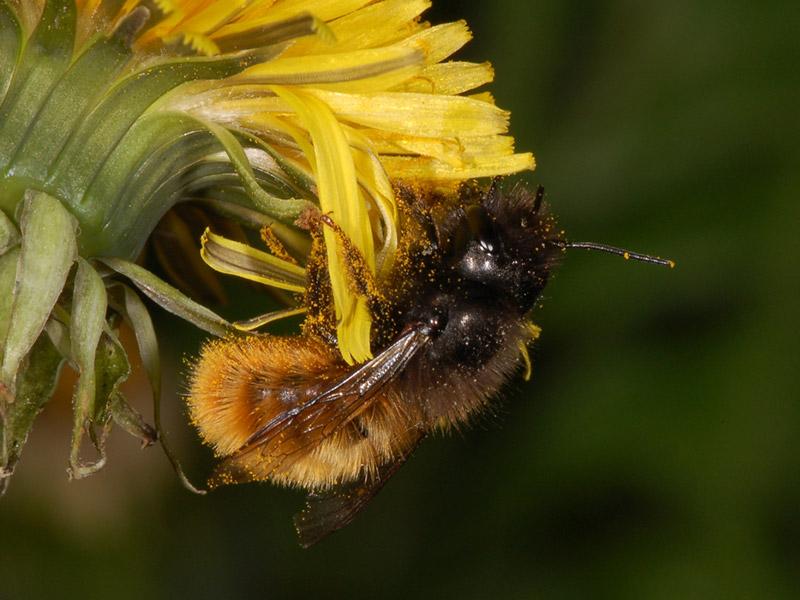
[{"xmin": 1, "ymin": 1, "xmax": 798, "ymax": 598}]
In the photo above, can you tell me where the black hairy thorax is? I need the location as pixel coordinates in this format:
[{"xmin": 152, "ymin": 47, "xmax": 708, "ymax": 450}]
[{"xmin": 375, "ymin": 182, "xmax": 564, "ymax": 426}]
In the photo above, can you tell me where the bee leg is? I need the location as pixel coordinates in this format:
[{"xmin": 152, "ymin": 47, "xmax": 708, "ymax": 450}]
[
  {"xmin": 260, "ymin": 225, "xmax": 301, "ymax": 266},
  {"xmin": 296, "ymin": 227, "xmax": 339, "ymax": 343},
  {"xmin": 316, "ymin": 213, "xmax": 386, "ymax": 306}
]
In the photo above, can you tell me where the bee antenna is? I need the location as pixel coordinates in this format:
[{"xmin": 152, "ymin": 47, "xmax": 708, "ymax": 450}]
[{"xmin": 553, "ymin": 240, "xmax": 675, "ymax": 268}]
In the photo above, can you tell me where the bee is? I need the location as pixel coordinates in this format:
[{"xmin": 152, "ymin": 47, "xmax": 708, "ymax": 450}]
[{"xmin": 187, "ymin": 181, "xmax": 673, "ymax": 547}]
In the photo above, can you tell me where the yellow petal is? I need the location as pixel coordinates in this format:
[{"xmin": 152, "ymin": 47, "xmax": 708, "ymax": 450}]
[
  {"xmin": 382, "ymin": 152, "xmax": 535, "ymax": 181},
  {"xmin": 469, "ymin": 91, "xmax": 496, "ymax": 105},
  {"xmin": 213, "ymin": 0, "xmax": 371, "ymax": 41},
  {"xmin": 237, "ymin": 45, "xmax": 423, "ymax": 90},
  {"xmin": 307, "ymin": 89, "xmax": 512, "ymax": 138},
  {"xmin": 76, "ymin": 0, "xmax": 103, "ymax": 20},
  {"xmin": 518, "ymin": 340, "xmax": 532, "ymax": 381},
  {"xmin": 284, "ymin": 0, "xmax": 431, "ymax": 56},
  {"xmin": 174, "ymin": 0, "xmax": 248, "ymax": 35},
  {"xmin": 174, "ymin": 32, "xmax": 222, "ymax": 55},
  {"xmin": 271, "ymin": 86, "xmax": 374, "ymax": 364},
  {"xmin": 213, "ymin": 12, "xmax": 334, "ymax": 54},
  {"xmin": 360, "ymin": 130, "xmax": 465, "ymax": 167},
  {"xmin": 200, "ymin": 228, "xmax": 307, "ymax": 292},
  {"xmin": 136, "ymin": 6, "xmax": 185, "ymax": 47},
  {"xmin": 221, "ymin": 0, "xmax": 278, "ymax": 22},
  {"xmin": 397, "ymin": 21, "xmax": 472, "ymax": 64},
  {"xmin": 339, "ymin": 125, "xmax": 398, "ymax": 278},
  {"xmin": 394, "ymin": 61, "xmax": 494, "ymax": 95}
]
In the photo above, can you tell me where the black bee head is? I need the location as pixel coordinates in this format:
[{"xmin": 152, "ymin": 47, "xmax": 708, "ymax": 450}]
[{"xmin": 445, "ymin": 181, "xmax": 563, "ymax": 312}]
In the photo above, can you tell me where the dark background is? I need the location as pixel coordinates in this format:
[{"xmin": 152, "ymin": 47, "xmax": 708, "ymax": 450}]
[{"xmin": 2, "ymin": 1, "xmax": 798, "ymax": 598}]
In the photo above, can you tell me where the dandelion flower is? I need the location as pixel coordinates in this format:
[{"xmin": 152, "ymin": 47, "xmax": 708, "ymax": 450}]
[{"xmin": 0, "ymin": 0, "xmax": 532, "ymax": 491}]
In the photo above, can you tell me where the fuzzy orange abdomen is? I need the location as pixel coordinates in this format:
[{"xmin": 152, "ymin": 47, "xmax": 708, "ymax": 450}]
[{"xmin": 188, "ymin": 335, "xmax": 420, "ymax": 489}]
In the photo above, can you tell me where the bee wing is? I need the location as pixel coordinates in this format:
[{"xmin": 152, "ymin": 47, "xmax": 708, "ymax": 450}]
[
  {"xmin": 211, "ymin": 325, "xmax": 430, "ymax": 485},
  {"xmin": 293, "ymin": 433, "xmax": 424, "ymax": 548}
]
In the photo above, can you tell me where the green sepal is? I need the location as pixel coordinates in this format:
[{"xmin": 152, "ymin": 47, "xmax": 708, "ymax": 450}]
[
  {"xmin": 89, "ymin": 329, "xmax": 156, "ymax": 459},
  {"xmin": 0, "ymin": 210, "xmax": 19, "ymax": 257},
  {"xmin": 9, "ymin": 16, "xmax": 137, "ymax": 182},
  {"xmin": 115, "ymin": 285, "xmax": 160, "ymax": 404},
  {"xmin": 0, "ymin": 191, "xmax": 77, "ymax": 397},
  {"xmin": 82, "ymin": 117, "xmax": 219, "ymax": 257},
  {"xmin": 49, "ymin": 54, "xmax": 247, "ymax": 203},
  {"xmin": 117, "ymin": 283, "xmax": 204, "ymax": 494},
  {"xmin": 0, "ymin": 0, "xmax": 76, "ymax": 171},
  {"xmin": 109, "ymin": 392, "xmax": 157, "ymax": 449},
  {"xmin": 234, "ymin": 306, "xmax": 307, "ymax": 332},
  {"xmin": 172, "ymin": 144, "xmax": 307, "ymax": 217},
  {"xmin": 179, "ymin": 160, "xmax": 301, "ymax": 217},
  {"xmin": 82, "ymin": 111, "xmax": 311, "ymax": 258},
  {"xmin": 93, "ymin": 330, "xmax": 130, "ymax": 424},
  {"xmin": 0, "ymin": 334, "xmax": 65, "ymax": 495},
  {"xmin": 0, "ymin": 247, "xmax": 19, "ymax": 348},
  {"xmin": 183, "ymin": 115, "xmax": 313, "ymax": 222},
  {"xmin": 244, "ymin": 132, "xmax": 318, "ymax": 198},
  {"xmin": 68, "ymin": 258, "xmax": 108, "ymax": 479},
  {"xmin": 100, "ymin": 257, "xmax": 231, "ymax": 337},
  {"xmin": 43, "ymin": 317, "xmax": 71, "ymax": 362},
  {"xmin": 0, "ymin": 1, "xmax": 22, "ymax": 106}
]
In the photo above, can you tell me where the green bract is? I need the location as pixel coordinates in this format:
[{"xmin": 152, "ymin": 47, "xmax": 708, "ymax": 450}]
[{"xmin": 0, "ymin": 1, "xmax": 314, "ymax": 492}]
